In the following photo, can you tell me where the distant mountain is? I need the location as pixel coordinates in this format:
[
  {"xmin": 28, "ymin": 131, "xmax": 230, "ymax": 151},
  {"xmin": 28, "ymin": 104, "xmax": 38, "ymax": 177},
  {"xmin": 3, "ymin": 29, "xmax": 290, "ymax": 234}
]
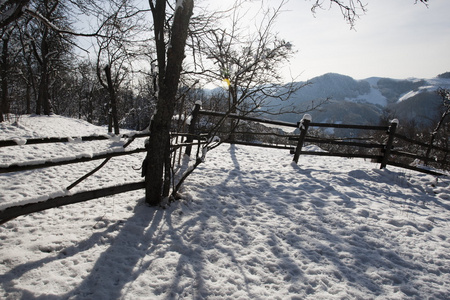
[{"xmin": 264, "ymin": 72, "xmax": 450, "ymax": 131}]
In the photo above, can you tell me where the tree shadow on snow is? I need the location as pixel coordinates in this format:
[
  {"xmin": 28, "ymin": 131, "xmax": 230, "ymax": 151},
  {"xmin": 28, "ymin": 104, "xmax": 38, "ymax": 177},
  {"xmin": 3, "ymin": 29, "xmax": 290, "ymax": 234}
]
[
  {"xmin": 0, "ymin": 200, "xmax": 165, "ymax": 299},
  {"xmin": 2, "ymin": 145, "xmax": 446, "ymax": 299},
  {"xmin": 169, "ymin": 146, "xmax": 440, "ymax": 298},
  {"xmin": 284, "ymin": 161, "xmax": 440, "ymax": 298}
]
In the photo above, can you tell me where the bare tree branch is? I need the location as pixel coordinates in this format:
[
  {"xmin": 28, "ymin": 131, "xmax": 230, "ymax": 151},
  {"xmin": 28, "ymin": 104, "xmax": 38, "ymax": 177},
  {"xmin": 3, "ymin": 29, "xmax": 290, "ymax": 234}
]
[{"xmin": 0, "ymin": 0, "xmax": 29, "ymax": 28}]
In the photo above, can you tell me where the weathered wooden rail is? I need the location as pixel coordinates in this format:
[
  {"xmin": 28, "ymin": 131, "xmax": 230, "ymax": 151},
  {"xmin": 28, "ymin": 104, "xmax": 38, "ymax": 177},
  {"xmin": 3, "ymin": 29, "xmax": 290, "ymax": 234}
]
[
  {"xmin": 1, "ymin": 106, "xmax": 447, "ymax": 224},
  {"xmin": 187, "ymin": 103, "xmax": 448, "ymax": 176},
  {"xmin": 290, "ymin": 116, "xmax": 447, "ymax": 176},
  {"xmin": 290, "ymin": 115, "xmax": 395, "ymax": 166},
  {"xmin": 0, "ymin": 131, "xmax": 200, "ymax": 224},
  {"xmin": 0, "ymin": 132, "xmax": 151, "ymax": 148}
]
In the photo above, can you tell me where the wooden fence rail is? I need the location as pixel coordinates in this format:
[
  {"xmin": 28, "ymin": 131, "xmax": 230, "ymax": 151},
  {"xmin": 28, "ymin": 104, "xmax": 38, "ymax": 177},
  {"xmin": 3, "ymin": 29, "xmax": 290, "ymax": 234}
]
[
  {"xmin": 187, "ymin": 104, "xmax": 448, "ymax": 176},
  {"xmin": 0, "ymin": 132, "xmax": 152, "ymax": 148},
  {"xmin": 0, "ymin": 128, "xmax": 208, "ymax": 223},
  {"xmin": 0, "ymin": 147, "xmax": 147, "ymax": 174},
  {"xmin": 1, "ymin": 107, "xmax": 448, "ymax": 224},
  {"xmin": 0, "ymin": 181, "xmax": 145, "ymax": 225},
  {"xmin": 0, "ymin": 131, "xmax": 205, "ymax": 174}
]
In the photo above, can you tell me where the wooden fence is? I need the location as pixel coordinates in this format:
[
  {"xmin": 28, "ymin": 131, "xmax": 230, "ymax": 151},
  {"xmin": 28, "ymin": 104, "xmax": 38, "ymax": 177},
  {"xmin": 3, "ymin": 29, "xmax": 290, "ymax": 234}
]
[
  {"xmin": 0, "ymin": 132, "xmax": 149, "ymax": 224},
  {"xmin": 187, "ymin": 104, "xmax": 448, "ymax": 177},
  {"xmin": 0, "ymin": 129, "xmax": 209, "ymax": 223},
  {"xmin": 292, "ymin": 118, "xmax": 448, "ymax": 176},
  {"xmin": 1, "ymin": 107, "xmax": 448, "ymax": 223}
]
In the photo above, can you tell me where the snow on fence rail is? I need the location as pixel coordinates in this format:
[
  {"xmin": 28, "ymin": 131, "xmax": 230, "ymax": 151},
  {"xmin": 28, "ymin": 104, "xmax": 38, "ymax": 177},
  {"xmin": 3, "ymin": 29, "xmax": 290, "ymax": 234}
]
[
  {"xmin": 0, "ymin": 182, "xmax": 146, "ymax": 225},
  {"xmin": 0, "ymin": 117, "xmax": 187, "ymax": 224},
  {"xmin": 0, "ymin": 132, "xmax": 151, "ymax": 148},
  {"xmin": 0, "ymin": 147, "xmax": 147, "ymax": 174},
  {"xmin": 0, "ymin": 130, "xmax": 207, "ymax": 223},
  {"xmin": 0, "ymin": 132, "xmax": 149, "ymax": 223},
  {"xmin": 292, "ymin": 116, "xmax": 397, "ymax": 170},
  {"xmin": 0, "ymin": 132, "xmax": 205, "ymax": 174},
  {"xmin": 188, "ymin": 104, "xmax": 448, "ymax": 177},
  {"xmin": 291, "ymin": 118, "xmax": 449, "ymax": 176},
  {"xmin": 1, "ymin": 107, "xmax": 448, "ymax": 224}
]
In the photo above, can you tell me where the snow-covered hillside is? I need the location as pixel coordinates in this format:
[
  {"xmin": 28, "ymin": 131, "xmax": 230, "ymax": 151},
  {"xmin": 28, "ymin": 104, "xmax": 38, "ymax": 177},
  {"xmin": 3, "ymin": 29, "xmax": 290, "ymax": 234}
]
[
  {"xmin": 267, "ymin": 73, "xmax": 450, "ymax": 126},
  {"xmin": 1, "ymin": 115, "xmax": 450, "ymax": 299},
  {"xmin": 289, "ymin": 73, "xmax": 450, "ymax": 107}
]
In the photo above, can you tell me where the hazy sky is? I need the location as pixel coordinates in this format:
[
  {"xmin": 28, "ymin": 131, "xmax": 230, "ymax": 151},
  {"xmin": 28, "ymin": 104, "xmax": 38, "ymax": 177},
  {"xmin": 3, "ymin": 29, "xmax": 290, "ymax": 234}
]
[{"xmin": 206, "ymin": 0, "xmax": 450, "ymax": 81}]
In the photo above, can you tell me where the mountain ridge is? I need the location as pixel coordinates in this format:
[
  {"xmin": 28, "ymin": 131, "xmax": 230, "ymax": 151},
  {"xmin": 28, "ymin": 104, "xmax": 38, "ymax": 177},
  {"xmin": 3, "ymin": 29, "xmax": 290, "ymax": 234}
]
[{"xmin": 265, "ymin": 72, "xmax": 450, "ymax": 128}]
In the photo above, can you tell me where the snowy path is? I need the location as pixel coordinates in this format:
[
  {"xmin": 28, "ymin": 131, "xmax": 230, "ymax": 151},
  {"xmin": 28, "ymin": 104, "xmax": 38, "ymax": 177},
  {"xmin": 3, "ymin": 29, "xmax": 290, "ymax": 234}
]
[{"xmin": 1, "ymin": 115, "xmax": 449, "ymax": 299}]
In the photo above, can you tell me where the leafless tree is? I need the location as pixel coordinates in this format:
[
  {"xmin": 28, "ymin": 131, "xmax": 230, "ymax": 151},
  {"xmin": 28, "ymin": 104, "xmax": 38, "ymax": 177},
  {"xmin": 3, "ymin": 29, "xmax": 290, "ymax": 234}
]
[
  {"xmin": 143, "ymin": 0, "xmax": 433, "ymax": 206},
  {"xmin": 0, "ymin": 0, "xmax": 29, "ymax": 28},
  {"xmin": 196, "ymin": 1, "xmax": 306, "ymax": 115},
  {"xmin": 144, "ymin": 0, "xmax": 194, "ymax": 206},
  {"xmin": 93, "ymin": 1, "xmax": 149, "ymax": 134},
  {"xmin": 0, "ymin": 27, "xmax": 13, "ymax": 122},
  {"xmin": 424, "ymin": 88, "xmax": 450, "ymax": 165}
]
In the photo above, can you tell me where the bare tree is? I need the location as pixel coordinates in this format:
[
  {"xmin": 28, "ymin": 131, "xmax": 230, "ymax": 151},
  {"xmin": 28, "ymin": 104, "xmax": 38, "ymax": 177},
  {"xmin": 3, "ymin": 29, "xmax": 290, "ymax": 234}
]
[
  {"xmin": 143, "ymin": 0, "xmax": 432, "ymax": 206},
  {"xmin": 191, "ymin": 0, "xmax": 317, "ymax": 143},
  {"xmin": 203, "ymin": 2, "xmax": 300, "ymax": 109},
  {"xmin": 424, "ymin": 88, "xmax": 450, "ymax": 165},
  {"xmin": 25, "ymin": 0, "xmax": 76, "ymax": 115},
  {"xmin": 0, "ymin": 27, "xmax": 13, "ymax": 122},
  {"xmin": 0, "ymin": 0, "xmax": 30, "ymax": 28},
  {"xmin": 144, "ymin": 0, "xmax": 194, "ymax": 206},
  {"xmin": 93, "ymin": 1, "xmax": 148, "ymax": 134}
]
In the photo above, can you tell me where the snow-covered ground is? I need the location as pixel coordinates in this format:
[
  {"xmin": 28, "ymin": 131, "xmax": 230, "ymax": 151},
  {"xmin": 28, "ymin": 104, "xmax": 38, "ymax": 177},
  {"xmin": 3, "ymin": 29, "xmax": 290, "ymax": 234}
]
[{"xmin": 1, "ymin": 115, "xmax": 449, "ymax": 299}]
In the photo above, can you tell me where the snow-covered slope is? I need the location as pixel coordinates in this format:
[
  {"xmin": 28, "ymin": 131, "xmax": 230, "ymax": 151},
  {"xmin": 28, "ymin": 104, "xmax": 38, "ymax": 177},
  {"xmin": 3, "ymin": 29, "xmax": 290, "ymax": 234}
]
[
  {"xmin": 289, "ymin": 73, "xmax": 450, "ymax": 107},
  {"xmin": 0, "ymin": 114, "xmax": 109, "ymax": 138},
  {"xmin": 1, "ymin": 116, "xmax": 449, "ymax": 299},
  {"xmin": 266, "ymin": 73, "xmax": 450, "ymax": 127}
]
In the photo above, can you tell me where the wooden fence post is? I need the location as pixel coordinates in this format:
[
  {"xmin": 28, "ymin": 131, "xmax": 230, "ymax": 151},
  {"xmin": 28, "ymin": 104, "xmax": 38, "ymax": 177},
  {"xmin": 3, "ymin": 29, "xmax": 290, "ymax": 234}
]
[
  {"xmin": 380, "ymin": 119, "xmax": 398, "ymax": 169},
  {"xmin": 185, "ymin": 101, "xmax": 202, "ymax": 156},
  {"xmin": 293, "ymin": 114, "xmax": 311, "ymax": 163}
]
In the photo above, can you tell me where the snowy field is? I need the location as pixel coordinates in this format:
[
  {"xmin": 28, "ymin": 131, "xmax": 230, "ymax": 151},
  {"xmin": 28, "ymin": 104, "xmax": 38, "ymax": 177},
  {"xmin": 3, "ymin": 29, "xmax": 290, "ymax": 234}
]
[{"xmin": 1, "ymin": 115, "xmax": 450, "ymax": 299}]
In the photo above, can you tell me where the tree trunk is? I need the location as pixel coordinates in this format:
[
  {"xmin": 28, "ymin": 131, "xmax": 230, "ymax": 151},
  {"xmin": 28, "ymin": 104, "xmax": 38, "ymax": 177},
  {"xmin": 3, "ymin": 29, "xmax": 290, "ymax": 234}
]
[
  {"xmin": 0, "ymin": 33, "xmax": 9, "ymax": 122},
  {"xmin": 229, "ymin": 84, "xmax": 237, "ymax": 142},
  {"xmin": 25, "ymin": 84, "xmax": 31, "ymax": 114},
  {"xmin": 145, "ymin": 0, "xmax": 194, "ymax": 206},
  {"xmin": 104, "ymin": 65, "xmax": 120, "ymax": 134},
  {"xmin": 42, "ymin": 78, "xmax": 52, "ymax": 115},
  {"xmin": 424, "ymin": 108, "xmax": 450, "ymax": 165},
  {"xmin": 39, "ymin": 67, "xmax": 52, "ymax": 115},
  {"xmin": 36, "ymin": 28, "xmax": 50, "ymax": 115}
]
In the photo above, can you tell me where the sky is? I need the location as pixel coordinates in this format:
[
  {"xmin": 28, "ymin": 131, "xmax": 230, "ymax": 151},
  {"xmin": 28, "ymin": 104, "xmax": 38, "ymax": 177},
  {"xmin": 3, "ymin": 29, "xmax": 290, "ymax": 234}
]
[
  {"xmin": 205, "ymin": 0, "xmax": 450, "ymax": 81},
  {"xmin": 76, "ymin": 0, "xmax": 450, "ymax": 84}
]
